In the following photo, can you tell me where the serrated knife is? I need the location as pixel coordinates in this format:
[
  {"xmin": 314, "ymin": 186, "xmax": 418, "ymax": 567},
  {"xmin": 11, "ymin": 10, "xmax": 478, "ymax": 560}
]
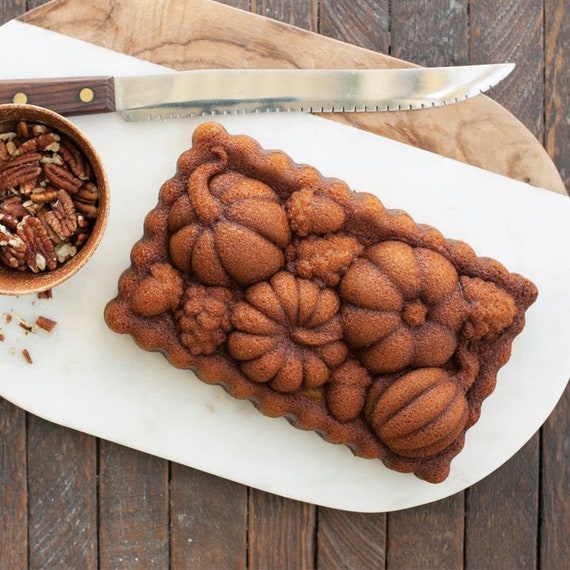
[{"xmin": 0, "ymin": 63, "xmax": 514, "ymax": 120}]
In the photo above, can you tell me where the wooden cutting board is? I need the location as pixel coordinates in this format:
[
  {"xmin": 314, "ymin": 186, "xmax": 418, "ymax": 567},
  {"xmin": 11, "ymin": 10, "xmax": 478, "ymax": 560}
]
[{"xmin": 20, "ymin": 0, "xmax": 566, "ymax": 197}]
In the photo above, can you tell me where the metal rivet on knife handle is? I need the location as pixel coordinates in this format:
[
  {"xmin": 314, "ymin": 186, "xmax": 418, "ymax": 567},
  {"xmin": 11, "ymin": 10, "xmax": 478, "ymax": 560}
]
[
  {"xmin": 12, "ymin": 92, "xmax": 28, "ymax": 104},
  {"xmin": 0, "ymin": 76, "xmax": 116, "ymax": 116},
  {"xmin": 79, "ymin": 88, "xmax": 95, "ymax": 103}
]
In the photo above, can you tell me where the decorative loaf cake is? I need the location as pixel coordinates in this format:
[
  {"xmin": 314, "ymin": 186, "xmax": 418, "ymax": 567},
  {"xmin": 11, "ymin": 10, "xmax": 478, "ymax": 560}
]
[{"xmin": 104, "ymin": 122, "xmax": 538, "ymax": 483}]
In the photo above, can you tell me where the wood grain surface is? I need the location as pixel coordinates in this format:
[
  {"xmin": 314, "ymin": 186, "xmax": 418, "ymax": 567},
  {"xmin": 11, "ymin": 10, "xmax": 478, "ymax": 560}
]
[{"xmin": 0, "ymin": 1, "xmax": 568, "ymax": 569}]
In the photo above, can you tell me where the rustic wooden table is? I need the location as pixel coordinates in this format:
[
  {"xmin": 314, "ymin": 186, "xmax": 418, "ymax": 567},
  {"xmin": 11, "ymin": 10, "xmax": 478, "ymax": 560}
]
[{"xmin": 1, "ymin": 1, "xmax": 568, "ymax": 569}]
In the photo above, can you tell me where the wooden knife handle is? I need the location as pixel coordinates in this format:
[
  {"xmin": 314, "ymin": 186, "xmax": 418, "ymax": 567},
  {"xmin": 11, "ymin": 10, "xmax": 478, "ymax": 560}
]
[{"xmin": 0, "ymin": 76, "xmax": 116, "ymax": 116}]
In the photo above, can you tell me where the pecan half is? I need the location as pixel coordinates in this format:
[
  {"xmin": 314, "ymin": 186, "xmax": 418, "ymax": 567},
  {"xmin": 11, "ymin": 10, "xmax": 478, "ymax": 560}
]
[
  {"xmin": 43, "ymin": 162, "xmax": 83, "ymax": 194},
  {"xmin": 73, "ymin": 182, "xmax": 99, "ymax": 219},
  {"xmin": 0, "ymin": 162, "xmax": 41, "ymax": 188},
  {"xmin": 0, "ymin": 211, "xmax": 19, "ymax": 231},
  {"xmin": 0, "ymin": 223, "xmax": 26, "ymax": 270},
  {"xmin": 44, "ymin": 189, "xmax": 77, "ymax": 239},
  {"xmin": 0, "ymin": 151, "xmax": 42, "ymax": 171},
  {"xmin": 59, "ymin": 138, "xmax": 91, "ymax": 180},
  {"xmin": 17, "ymin": 216, "xmax": 58, "ymax": 273},
  {"xmin": 1, "ymin": 195, "xmax": 28, "ymax": 219},
  {"xmin": 30, "ymin": 185, "xmax": 59, "ymax": 205}
]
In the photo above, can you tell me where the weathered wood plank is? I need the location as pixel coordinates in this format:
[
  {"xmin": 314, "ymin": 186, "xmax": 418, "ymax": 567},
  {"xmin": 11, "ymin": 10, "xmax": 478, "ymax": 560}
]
[
  {"xmin": 0, "ymin": 398, "xmax": 28, "ymax": 570},
  {"xmin": 252, "ymin": 0, "xmax": 317, "ymax": 32},
  {"xmin": 98, "ymin": 441, "xmax": 169, "ymax": 569},
  {"xmin": 316, "ymin": 4, "xmax": 390, "ymax": 569},
  {"xmin": 240, "ymin": 6, "xmax": 320, "ymax": 570},
  {"xmin": 391, "ymin": 0, "xmax": 469, "ymax": 65},
  {"xmin": 170, "ymin": 464, "xmax": 248, "ymax": 569},
  {"xmin": 319, "ymin": 0, "xmax": 390, "ymax": 53},
  {"xmin": 215, "ymin": 0, "xmax": 250, "ymax": 11},
  {"xmin": 0, "ymin": 0, "xmax": 24, "ymax": 23},
  {"xmin": 1, "ymin": 4, "xmax": 44, "ymax": 569},
  {"xmin": 27, "ymin": 414, "xmax": 97, "ymax": 569},
  {"xmin": 318, "ymin": 508, "xmax": 386, "ymax": 569},
  {"xmin": 545, "ymin": 0, "xmax": 570, "ymax": 192},
  {"xmin": 384, "ymin": 5, "xmax": 468, "ymax": 569},
  {"xmin": 470, "ymin": 0, "xmax": 544, "ymax": 139},
  {"xmin": 465, "ymin": 436, "xmax": 539, "ymax": 569},
  {"xmin": 540, "ymin": 385, "xmax": 570, "ymax": 568},
  {"xmin": 464, "ymin": 4, "xmax": 542, "ymax": 568},
  {"xmin": 387, "ymin": 495, "xmax": 464, "ymax": 569},
  {"xmin": 248, "ymin": 490, "xmax": 316, "ymax": 570},
  {"xmin": 26, "ymin": 0, "xmax": 49, "ymax": 10}
]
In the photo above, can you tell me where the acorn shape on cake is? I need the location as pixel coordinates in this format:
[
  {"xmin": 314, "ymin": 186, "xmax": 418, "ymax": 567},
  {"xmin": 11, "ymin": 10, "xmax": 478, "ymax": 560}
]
[
  {"xmin": 339, "ymin": 240, "xmax": 469, "ymax": 374},
  {"xmin": 365, "ymin": 368, "xmax": 469, "ymax": 459},
  {"xmin": 288, "ymin": 234, "xmax": 364, "ymax": 287},
  {"xmin": 286, "ymin": 186, "xmax": 347, "ymax": 236},
  {"xmin": 227, "ymin": 271, "xmax": 348, "ymax": 393},
  {"xmin": 168, "ymin": 148, "xmax": 291, "ymax": 286},
  {"xmin": 130, "ymin": 263, "xmax": 184, "ymax": 317}
]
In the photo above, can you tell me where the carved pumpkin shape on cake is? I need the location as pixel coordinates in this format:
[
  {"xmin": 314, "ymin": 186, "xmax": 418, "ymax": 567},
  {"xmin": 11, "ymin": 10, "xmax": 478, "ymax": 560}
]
[
  {"xmin": 168, "ymin": 148, "xmax": 291, "ymax": 286},
  {"xmin": 339, "ymin": 240, "xmax": 469, "ymax": 374},
  {"xmin": 365, "ymin": 368, "xmax": 469, "ymax": 460},
  {"xmin": 227, "ymin": 271, "xmax": 348, "ymax": 393}
]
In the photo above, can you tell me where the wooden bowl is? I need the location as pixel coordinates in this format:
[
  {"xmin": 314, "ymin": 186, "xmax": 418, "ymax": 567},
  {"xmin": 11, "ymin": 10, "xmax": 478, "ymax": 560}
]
[{"xmin": 0, "ymin": 104, "xmax": 109, "ymax": 295}]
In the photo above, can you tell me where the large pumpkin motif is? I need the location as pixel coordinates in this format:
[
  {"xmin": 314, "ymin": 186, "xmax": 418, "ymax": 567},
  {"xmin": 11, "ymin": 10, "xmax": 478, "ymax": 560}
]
[
  {"xmin": 168, "ymin": 148, "xmax": 291, "ymax": 286},
  {"xmin": 365, "ymin": 368, "xmax": 469, "ymax": 460},
  {"xmin": 340, "ymin": 240, "xmax": 469, "ymax": 374},
  {"xmin": 227, "ymin": 271, "xmax": 348, "ymax": 393}
]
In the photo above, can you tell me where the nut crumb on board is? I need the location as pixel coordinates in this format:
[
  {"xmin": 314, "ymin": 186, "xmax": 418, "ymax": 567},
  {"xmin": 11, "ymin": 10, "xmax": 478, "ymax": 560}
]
[
  {"xmin": 35, "ymin": 315, "xmax": 57, "ymax": 332},
  {"xmin": 21, "ymin": 348, "xmax": 33, "ymax": 364},
  {"xmin": 37, "ymin": 289, "xmax": 53, "ymax": 300},
  {"xmin": 18, "ymin": 319, "xmax": 34, "ymax": 333}
]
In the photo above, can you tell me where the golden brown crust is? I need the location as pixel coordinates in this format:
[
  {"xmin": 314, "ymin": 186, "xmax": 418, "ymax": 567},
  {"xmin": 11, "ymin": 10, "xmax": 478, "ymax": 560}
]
[{"xmin": 104, "ymin": 122, "xmax": 538, "ymax": 483}]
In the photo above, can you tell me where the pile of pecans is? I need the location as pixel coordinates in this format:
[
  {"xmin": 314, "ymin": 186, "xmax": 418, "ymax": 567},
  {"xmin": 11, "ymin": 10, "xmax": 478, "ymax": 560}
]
[{"xmin": 0, "ymin": 120, "xmax": 99, "ymax": 273}]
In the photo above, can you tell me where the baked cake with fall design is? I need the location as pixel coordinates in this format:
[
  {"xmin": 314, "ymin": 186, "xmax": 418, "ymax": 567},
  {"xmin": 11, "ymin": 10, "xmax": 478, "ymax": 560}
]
[{"xmin": 104, "ymin": 122, "xmax": 538, "ymax": 483}]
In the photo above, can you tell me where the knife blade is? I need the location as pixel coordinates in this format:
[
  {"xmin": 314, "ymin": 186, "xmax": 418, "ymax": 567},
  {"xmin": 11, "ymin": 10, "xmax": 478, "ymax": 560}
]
[{"xmin": 0, "ymin": 63, "xmax": 514, "ymax": 120}]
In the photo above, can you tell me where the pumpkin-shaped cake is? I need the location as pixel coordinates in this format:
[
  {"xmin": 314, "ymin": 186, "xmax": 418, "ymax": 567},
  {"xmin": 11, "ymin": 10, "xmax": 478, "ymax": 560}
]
[
  {"xmin": 228, "ymin": 271, "xmax": 348, "ymax": 393},
  {"xmin": 105, "ymin": 122, "xmax": 539, "ymax": 484},
  {"xmin": 168, "ymin": 149, "xmax": 291, "ymax": 286},
  {"xmin": 340, "ymin": 240, "xmax": 469, "ymax": 374}
]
